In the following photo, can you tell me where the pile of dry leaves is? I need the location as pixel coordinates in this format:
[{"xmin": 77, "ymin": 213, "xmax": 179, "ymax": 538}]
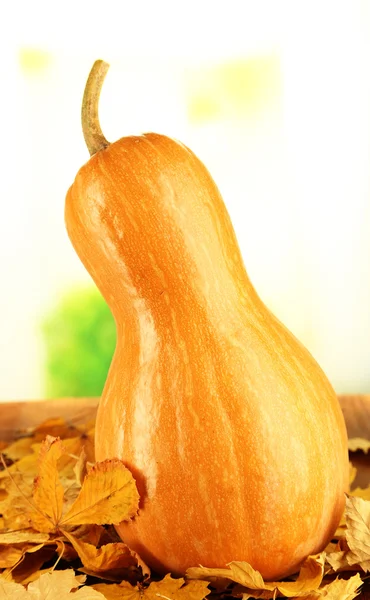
[{"xmin": 0, "ymin": 416, "xmax": 369, "ymax": 599}]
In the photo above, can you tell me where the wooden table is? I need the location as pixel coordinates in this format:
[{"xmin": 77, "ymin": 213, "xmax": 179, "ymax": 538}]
[{"xmin": 0, "ymin": 394, "xmax": 369, "ymax": 487}]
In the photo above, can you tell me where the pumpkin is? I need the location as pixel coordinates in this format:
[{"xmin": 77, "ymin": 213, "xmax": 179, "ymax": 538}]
[{"xmin": 65, "ymin": 61, "xmax": 348, "ymax": 580}]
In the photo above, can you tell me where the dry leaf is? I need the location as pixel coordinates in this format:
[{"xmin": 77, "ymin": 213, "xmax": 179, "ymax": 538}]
[
  {"xmin": 93, "ymin": 574, "xmax": 210, "ymax": 600},
  {"xmin": 324, "ymin": 542, "xmax": 340, "ymax": 554},
  {"xmin": 2, "ymin": 544, "xmax": 57, "ymax": 584},
  {"xmin": 349, "ymin": 463, "xmax": 357, "ymax": 488},
  {"xmin": 0, "ymin": 443, "xmax": 42, "ymax": 481},
  {"xmin": 68, "ymin": 425, "xmax": 96, "ymax": 464},
  {"xmin": 92, "ymin": 581, "xmax": 138, "ymax": 600},
  {"xmin": 0, "ymin": 570, "xmax": 95, "ymax": 598},
  {"xmin": 0, "ymin": 546, "xmax": 26, "ymax": 569},
  {"xmin": 351, "ymin": 484, "xmax": 370, "ymax": 502},
  {"xmin": 53, "ymin": 537, "xmax": 79, "ymax": 563},
  {"xmin": 74, "ymin": 447, "xmax": 88, "ymax": 486},
  {"xmin": 29, "ymin": 437, "xmax": 65, "ymax": 532},
  {"xmin": 327, "ymin": 495, "xmax": 370, "ymax": 572},
  {"xmin": 187, "ymin": 554, "xmax": 325, "ymax": 598},
  {"xmin": 319, "ymin": 573, "xmax": 362, "ymax": 599},
  {"xmin": 344, "ymin": 495, "xmax": 370, "ymax": 571},
  {"xmin": 348, "ymin": 438, "xmax": 370, "ymax": 453},
  {"xmin": 62, "ymin": 529, "xmax": 138, "ymax": 573},
  {"xmin": 2, "ymin": 438, "xmax": 35, "ymax": 462},
  {"xmin": 0, "ymin": 430, "xmax": 141, "ymax": 586},
  {"xmin": 57, "ymin": 437, "xmax": 91, "ymax": 481},
  {"xmin": 0, "ymin": 532, "xmax": 49, "ymax": 545},
  {"xmin": 325, "ymin": 544, "xmax": 352, "ymax": 573},
  {"xmin": 131, "ymin": 550, "xmax": 151, "ymax": 580},
  {"xmin": 0, "ymin": 492, "xmax": 34, "ymax": 531},
  {"xmin": 60, "ymin": 459, "xmax": 139, "ymax": 527},
  {"xmin": 0, "ymin": 461, "xmax": 37, "ymax": 531},
  {"xmin": 70, "ymin": 524, "xmax": 105, "ymax": 546},
  {"xmin": 187, "ymin": 561, "xmax": 265, "ymax": 589},
  {"xmin": 140, "ymin": 576, "xmax": 209, "ymax": 600},
  {"xmin": 1, "ymin": 569, "xmax": 106, "ymax": 598},
  {"xmin": 26, "ymin": 569, "xmax": 105, "ymax": 598},
  {"xmin": 333, "ymin": 515, "xmax": 347, "ymax": 540},
  {"xmin": 20, "ymin": 568, "xmax": 58, "ymax": 586},
  {"xmin": 296, "ymin": 572, "xmax": 362, "ymax": 600},
  {"xmin": 0, "ymin": 532, "xmax": 50, "ymax": 569},
  {"xmin": 32, "ymin": 418, "xmax": 80, "ymax": 442},
  {"xmin": 0, "ymin": 579, "xmax": 29, "ymax": 599}
]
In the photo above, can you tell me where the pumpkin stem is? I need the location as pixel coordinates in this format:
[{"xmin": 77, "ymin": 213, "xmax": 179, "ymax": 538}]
[{"xmin": 82, "ymin": 59, "xmax": 110, "ymax": 156}]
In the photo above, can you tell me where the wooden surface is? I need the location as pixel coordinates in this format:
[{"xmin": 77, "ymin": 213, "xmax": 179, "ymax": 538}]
[
  {"xmin": 337, "ymin": 394, "xmax": 370, "ymax": 439},
  {"xmin": 0, "ymin": 394, "xmax": 369, "ymax": 439},
  {"xmin": 0, "ymin": 393, "xmax": 370, "ymax": 586},
  {"xmin": 0, "ymin": 397, "xmax": 99, "ymax": 441},
  {"xmin": 0, "ymin": 395, "xmax": 369, "ymax": 489}
]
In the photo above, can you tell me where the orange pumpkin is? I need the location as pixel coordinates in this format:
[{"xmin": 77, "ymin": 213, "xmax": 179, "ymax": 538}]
[{"xmin": 65, "ymin": 61, "xmax": 348, "ymax": 580}]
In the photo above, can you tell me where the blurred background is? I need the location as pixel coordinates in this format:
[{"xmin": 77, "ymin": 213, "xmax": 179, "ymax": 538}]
[{"xmin": 1, "ymin": 0, "xmax": 370, "ymax": 400}]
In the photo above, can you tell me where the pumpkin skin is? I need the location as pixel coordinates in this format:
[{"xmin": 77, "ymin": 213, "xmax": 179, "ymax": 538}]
[{"xmin": 65, "ymin": 132, "xmax": 348, "ymax": 580}]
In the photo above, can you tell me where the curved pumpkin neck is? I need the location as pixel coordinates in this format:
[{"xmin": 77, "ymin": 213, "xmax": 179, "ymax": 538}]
[
  {"xmin": 67, "ymin": 133, "xmax": 260, "ymax": 333},
  {"xmin": 72, "ymin": 61, "xmax": 259, "ymax": 333}
]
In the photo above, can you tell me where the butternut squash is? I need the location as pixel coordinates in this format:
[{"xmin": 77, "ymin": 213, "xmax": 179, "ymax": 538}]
[{"xmin": 65, "ymin": 61, "xmax": 348, "ymax": 580}]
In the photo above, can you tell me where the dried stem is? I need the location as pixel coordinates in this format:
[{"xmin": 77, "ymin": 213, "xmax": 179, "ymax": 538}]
[{"xmin": 81, "ymin": 59, "xmax": 110, "ymax": 156}]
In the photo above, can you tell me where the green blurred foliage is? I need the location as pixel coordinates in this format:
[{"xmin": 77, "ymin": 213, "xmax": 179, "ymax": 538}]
[{"xmin": 42, "ymin": 286, "xmax": 116, "ymax": 397}]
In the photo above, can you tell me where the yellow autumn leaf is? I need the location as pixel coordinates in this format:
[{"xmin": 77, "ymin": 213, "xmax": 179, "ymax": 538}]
[
  {"xmin": 327, "ymin": 495, "xmax": 370, "ymax": 572},
  {"xmin": 28, "ymin": 436, "xmax": 65, "ymax": 532},
  {"xmin": 325, "ymin": 540, "xmax": 351, "ymax": 572},
  {"xmin": 74, "ymin": 447, "xmax": 88, "ymax": 486},
  {"xmin": 93, "ymin": 574, "xmax": 210, "ymax": 600},
  {"xmin": 0, "ymin": 545, "xmax": 26, "ymax": 569},
  {"xmin": 0, "ymin": 492, "xmax": 33, "ymax": 531},
  {"xmin": 295, "ymin": 572, "xmax": 362, "ymax": 600},
  {"xmin": 0, "ymin": 570, "xmax": 104, "ymax": 598},
  {"xmin": 62, "ymin": 529, "xmax": 138, "ymax": 573},
  {"xmin": 187, "ymin": 554, "xmax": 325, "ymax": 598},
  {"xmin": 66, "ymin": 589, "xmax": 107, "ymax": 599},
  {"xmin": 344, "ymin": 495, "xmax": 370, "ymax": 571},
  {"xmin": 68, "ymin": 523, "xmax": 104, "ymax": 547},
  {"xmin": 0, "ymin": 466, "xmax": 36, "ymax": 530},
  {"xmin": 27, "ymin": 571, "xmax": 105, "ymax": 598},
  {"xmin": 2, "ymin": 438, "xmax": 35, "ymax": 461},
  {"xmin": 351, "ymin": 484, "xmax": 370, "ymax": 502},
  {"xmin": 320, "ymin": 573, "xmax": 362, "ymax": 599},
  {"xmin": 0, "ymin": 532, "xmax": 50, "ymax": 570},
  {"xmin": 348, "ymin": 438, "xmax": 370, "ymax": 453},
  {"xmin": 0, "ymin": 531, "xmax": 49, "ymax": 545},
  {"xmin": 57, "ymin": 436, "xmax": 91, "ymax": 481},
  {"xmin": 144, "ymin": 576, "xmax": 210, "ymax": 600},
  {"xmin": 131, "ymin": 549, "xmax": 151, "ymax": 580},
  {"xmin": 332, "ymin": 524, "xmax": 346, "ymax": 541},
  {"xmin": 60, "ymin": 459, "xmax": 139, "ymax": 526},
  {"xmin": 349, "ymin": 462, "xmax": 357, "ymax": 487},
  {"xmin": 0, "ymin": 440, "xmax": 43, "ymax": 480},
  {"xmin": 21, "ymin": 567, "xmax": 60, "ymax": 586},
  {"xmin": 0, "ymin": 579, "xmax": 29, "ymax": 599},
  {"xmin": 4, "ymin": 542, "xmax": 56, "ymax": 579},
  {"xmin": 187, "ymin": 560, "xmax": 264, "ymax": 588},
  {"xmin": 32, "ymin": 417, "xmax": 80, "ymax": 443},
  {"xmin": 92, "ymin": 581, "xmax": 138, "ymax": 600}
]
